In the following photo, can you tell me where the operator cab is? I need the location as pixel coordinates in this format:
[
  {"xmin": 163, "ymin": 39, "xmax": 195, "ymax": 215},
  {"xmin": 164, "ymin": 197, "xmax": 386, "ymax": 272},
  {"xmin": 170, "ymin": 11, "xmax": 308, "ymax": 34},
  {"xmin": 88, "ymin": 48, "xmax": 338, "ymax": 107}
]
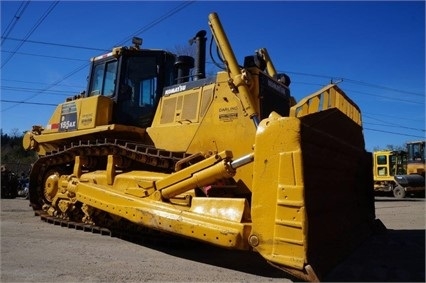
[
  {"xmin": 407, "ymin": 141, "xmax": 425, "ymax": 162},
  {"xmin": 406, "ymin": 141, "xmax": 425, "ymax": 176},
  {"xmin": 87, "ymin": 38, "xmax": 176, "ymax": 128}
]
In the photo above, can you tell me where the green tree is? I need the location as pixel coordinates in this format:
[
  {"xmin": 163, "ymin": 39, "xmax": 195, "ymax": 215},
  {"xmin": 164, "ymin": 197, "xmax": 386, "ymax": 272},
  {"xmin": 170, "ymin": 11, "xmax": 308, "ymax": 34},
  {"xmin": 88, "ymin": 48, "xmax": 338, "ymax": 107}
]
[
  {"xmin": 1, "ymin": 129, "xmax": 37, "ymax": 176},
  {"xmin": 373, "ymin": 144, "xmax": 406, "ymax": 152}
]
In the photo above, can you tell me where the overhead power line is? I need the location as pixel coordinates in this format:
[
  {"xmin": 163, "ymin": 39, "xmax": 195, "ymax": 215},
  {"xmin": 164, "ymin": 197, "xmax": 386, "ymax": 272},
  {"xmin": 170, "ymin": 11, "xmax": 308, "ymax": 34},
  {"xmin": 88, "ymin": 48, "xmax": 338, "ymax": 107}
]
[
  {"xmin": 0, "ymin": 99, "xmax": 57, "ymax": 106},
  {"xmin": 1, "ymin": 1, "xmax": 31, "ymax": 46},
  {"xmin": 363, "ymin": 113, "xmax": 425, "ymax": 132},
  {"xmin": 364, "ymin": 128, "xmax": 425, "ymax": 139},
  {"xmin": 115, "ymin": 1, "xmax": 195, "ymax": 47},
  {"xmin": 1, "ymin": 1, "xmax": 196, "ymax": 112},
  {"xmin": 347, "ymin": 88, "xmax": 424, "ymax": 105},
  {"xmin": 283, "ymin": 70, "xmax": 424, "ymax": 97},
  {"xmin": 1, "ymin": 50, "xmax": 87, "ymax": 61},
  {"xmin": 290, "ymin": 79, "xmax": 424, "ymax": 104},
  {"xmin": 363, "ymin": 111, "xmax": 424, "ymax": 123},
  {"xmin": 2, "ymin": 85, "xmax": 80, "ymax": 96},
  {"xmin": 1, "ymin": 62, "xmax": 88, "ymax": 112},
  {"xmin": 343, "ymin": 78, "xmax": 423, "ymax": 97},
  {"xmin": 1, "ymin": 1, "xmax": 60, "ymax": 69},
  {"xmin": 2, "ymin": 78, "xmax": 85, "ymax": 89},
  {"xmin": 0, "ymin": 1, "xmax": 196, "ymax": 56},
  {"xmin": 364, "ymin": 122, "xmax": 425, "ymax": 133},
  {"xmin": 0, "ymin": 37, "xmax": 109, "ymax": 52}
]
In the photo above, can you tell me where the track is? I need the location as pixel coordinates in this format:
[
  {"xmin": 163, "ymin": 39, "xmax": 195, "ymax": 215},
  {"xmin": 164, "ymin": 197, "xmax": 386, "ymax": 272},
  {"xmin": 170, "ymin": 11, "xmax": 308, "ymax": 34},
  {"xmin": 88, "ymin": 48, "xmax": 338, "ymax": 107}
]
[
  {"xmin": 36, "ymin": 210, "xmax": 112, "ymax": 236},
  {"xmin": 36, "ymin": 138, "xmax": 189, "ymax": 173},
  {"xmin": 34, "ymin": 205, "xmax": 210, "ymax": 250},
  {"xmin": 28, "ymin": 138, "xmax": 196, "ymax": 240}
]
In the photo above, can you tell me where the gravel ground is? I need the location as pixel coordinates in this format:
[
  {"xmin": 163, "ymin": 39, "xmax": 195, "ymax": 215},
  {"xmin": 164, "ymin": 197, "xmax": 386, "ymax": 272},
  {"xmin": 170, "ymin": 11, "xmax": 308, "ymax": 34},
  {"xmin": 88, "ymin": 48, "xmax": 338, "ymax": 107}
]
[
  {"xmin": 325, "ymin": 197, "xmax": 425, "ymax": 282},
  {"xmin": 1, "ymin": 197, "xmax": 425, "ymax": 282}
]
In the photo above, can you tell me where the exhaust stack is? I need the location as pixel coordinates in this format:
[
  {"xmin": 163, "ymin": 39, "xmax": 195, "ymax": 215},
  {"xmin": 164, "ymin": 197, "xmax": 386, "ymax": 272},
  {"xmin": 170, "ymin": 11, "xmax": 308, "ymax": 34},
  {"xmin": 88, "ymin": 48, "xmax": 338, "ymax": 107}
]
[
  {"xmin": 175, "ymin": 55, "xmax": 194, "ymax": 84},
  {"xmin": 190, "ymin": 30, "xmax": 207, "ymax": 81}
]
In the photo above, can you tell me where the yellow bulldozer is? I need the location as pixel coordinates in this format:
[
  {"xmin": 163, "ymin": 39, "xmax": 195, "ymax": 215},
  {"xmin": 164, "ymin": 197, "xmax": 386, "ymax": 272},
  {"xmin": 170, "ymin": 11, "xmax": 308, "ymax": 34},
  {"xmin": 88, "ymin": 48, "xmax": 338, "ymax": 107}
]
[
  {"xmin": 373, "ymin": 140, "xmax": 425, "ymax": 198},
  {"xmin": 22, "ymin": 12, "xmax": 381, "ymax": 281}
]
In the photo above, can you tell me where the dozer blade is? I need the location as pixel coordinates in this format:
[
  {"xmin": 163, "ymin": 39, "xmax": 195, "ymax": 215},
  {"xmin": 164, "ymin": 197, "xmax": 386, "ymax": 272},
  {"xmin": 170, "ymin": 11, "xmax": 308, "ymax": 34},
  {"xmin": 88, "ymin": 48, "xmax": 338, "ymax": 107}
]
[{"xmin": 250, "ymin": 109, "xmax": 377, "ymax": 281}]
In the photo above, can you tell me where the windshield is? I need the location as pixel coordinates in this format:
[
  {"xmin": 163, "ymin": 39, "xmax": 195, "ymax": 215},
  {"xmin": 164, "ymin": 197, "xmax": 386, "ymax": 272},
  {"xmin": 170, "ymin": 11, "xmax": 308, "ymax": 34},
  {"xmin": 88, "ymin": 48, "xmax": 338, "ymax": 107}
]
[
  {"xmin": 115, "ymin": 52, "xmax": 175, "ymax": 128},
  {"xmin": 408, "ymin": 142, "xmax": 425, "ymax": 162},
  {"xmin": 121, "ymin": 56, "xmax": 158, "ymax": 108}
]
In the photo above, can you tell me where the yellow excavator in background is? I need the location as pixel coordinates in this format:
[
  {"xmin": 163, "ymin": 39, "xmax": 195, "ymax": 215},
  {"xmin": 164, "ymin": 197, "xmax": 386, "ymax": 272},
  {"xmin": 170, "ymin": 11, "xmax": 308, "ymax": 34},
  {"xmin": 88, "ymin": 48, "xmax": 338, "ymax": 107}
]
[
  {"xmin": 22, "ymin": 12, "xmax": 381, "ymax": 281},
  {"xmin": 373, "ymin": 141, "xmax": 425, "ymax": 198}
]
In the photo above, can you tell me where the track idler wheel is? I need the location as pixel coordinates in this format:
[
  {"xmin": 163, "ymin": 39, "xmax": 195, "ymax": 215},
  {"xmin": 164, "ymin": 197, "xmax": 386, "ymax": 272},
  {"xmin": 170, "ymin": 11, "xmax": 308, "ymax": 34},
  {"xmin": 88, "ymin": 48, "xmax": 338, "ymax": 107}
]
[{"xmin": 44, "ymin": 172, "xmax": 60, "ymax": 203}]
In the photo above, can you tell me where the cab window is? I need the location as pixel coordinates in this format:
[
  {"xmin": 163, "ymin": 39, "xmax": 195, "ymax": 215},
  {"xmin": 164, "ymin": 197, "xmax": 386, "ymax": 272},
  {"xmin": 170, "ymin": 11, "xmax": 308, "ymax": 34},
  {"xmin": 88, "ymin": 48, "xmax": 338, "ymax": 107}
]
[
  {"xmin": 408, "ymin": 143, "xmax": 425, "ymax": 162},
  {"xmin": 377, "ymin": 155, "xmax": 387, "ymax": 165},
  {"xmin": 89, "ymin": 60, "xmax": 118, "ymax": 96},
  {"xmin": 115, "ymin": 56, "xmax": 159, "ymax": 127}
]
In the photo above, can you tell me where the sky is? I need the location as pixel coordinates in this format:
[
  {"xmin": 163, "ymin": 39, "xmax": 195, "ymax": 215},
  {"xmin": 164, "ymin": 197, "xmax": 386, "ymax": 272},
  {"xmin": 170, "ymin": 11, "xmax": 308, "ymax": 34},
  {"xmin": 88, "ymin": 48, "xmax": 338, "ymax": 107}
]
[{"xmin": 0, "ymin": 0, "xmax": 425, "ymax": 152}]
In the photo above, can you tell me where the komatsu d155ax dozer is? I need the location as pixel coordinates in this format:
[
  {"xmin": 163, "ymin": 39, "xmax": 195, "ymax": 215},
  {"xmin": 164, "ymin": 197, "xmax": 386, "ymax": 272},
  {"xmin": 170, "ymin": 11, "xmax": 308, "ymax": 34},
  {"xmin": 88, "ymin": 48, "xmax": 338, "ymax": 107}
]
[{"xmin": 23, "ymin": 13, "xmax": 380, "ymax": 281}]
